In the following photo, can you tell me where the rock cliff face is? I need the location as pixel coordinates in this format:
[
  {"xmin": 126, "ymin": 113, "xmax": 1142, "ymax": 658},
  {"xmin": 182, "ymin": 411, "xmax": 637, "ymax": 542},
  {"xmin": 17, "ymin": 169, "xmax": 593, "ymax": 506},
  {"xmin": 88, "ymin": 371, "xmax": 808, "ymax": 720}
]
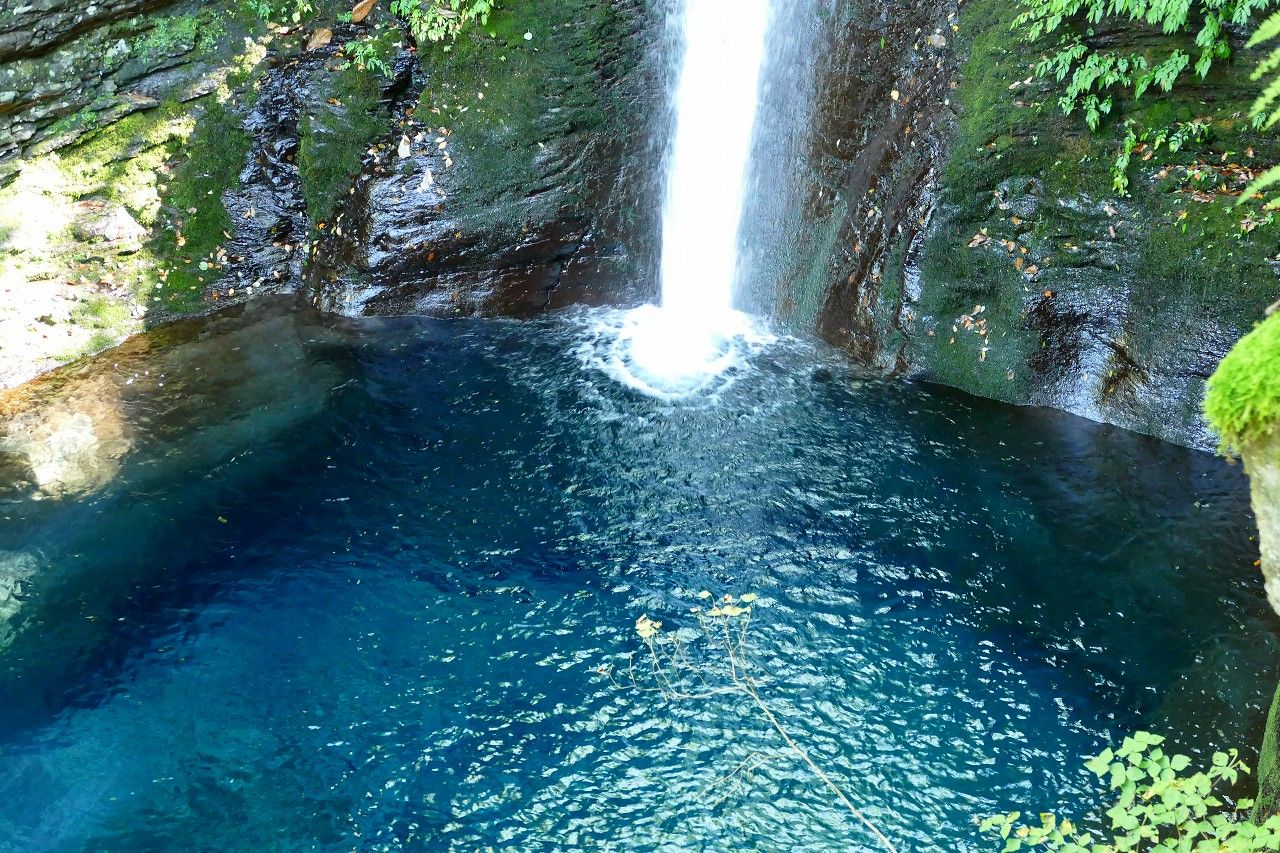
[
  {"xmin": 307, "ymin": 0, "xmax": 661, "ymax": 318},
  {"xmin": 0, "ymin": 0, "xmax": 658, "ymax": 388},
  {"xmin": 787, "ymin": 0, "xmax": 1280, "ymax": 452},
  {"xmin": 2, "ymin": 0, "xmax": 1277, "ymax": 454}
]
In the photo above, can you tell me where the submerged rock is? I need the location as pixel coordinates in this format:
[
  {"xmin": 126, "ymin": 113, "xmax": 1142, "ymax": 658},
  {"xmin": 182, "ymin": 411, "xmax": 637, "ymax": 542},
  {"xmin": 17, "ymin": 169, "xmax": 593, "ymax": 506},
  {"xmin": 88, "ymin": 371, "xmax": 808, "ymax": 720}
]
[{"xmin": 0, "ymin": 298, "xmax": 349, "ymax": 501}]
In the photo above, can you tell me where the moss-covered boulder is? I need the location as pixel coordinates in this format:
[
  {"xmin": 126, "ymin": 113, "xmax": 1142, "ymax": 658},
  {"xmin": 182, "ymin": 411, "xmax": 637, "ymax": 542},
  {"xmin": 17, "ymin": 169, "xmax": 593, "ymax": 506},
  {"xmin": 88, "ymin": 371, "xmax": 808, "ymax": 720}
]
[{"xmin": 1208, "ymin": 312, "xmax": 1280, "ymax": 611}]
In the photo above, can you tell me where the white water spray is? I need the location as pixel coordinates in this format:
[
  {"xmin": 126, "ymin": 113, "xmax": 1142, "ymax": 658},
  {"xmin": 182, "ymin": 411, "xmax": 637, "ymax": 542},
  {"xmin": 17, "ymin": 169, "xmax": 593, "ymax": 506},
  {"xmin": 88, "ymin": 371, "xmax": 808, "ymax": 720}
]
[
  {"xmin": 661, "ymin": 0, "xmax": 770, "ymax": 320},
  {"xmin": 584, "ymin": 0, "xmax": 775, "ymax": 398}
]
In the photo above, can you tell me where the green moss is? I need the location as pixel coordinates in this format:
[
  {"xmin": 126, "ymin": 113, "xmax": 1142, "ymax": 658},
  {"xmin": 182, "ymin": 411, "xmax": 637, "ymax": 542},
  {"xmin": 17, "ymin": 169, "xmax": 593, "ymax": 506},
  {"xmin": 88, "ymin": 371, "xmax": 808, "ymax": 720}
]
[
  {"xmin": 298, "ymin": 65, "xmax": 387, "ymax": 225},
  {"xmin": 57, "ymin": 103, "xmax": 189, "ymax": 222},
  {"xmin": 416, "ymin": 0, "xmax": 627, "ymax": 207},
  {"xmin": 137, "ymin": 11, "xmax": 225, "ymax": 60},
  {"xmin": 70, "ymin": 296, "xmax": 131, "ymax": 330},
  {"xmin": 1205, "ymin": 313, "xmax": 1280, "ymax": 453},
  {"xmin": 44, "ymin": 107, "xmax": 102, "ymax": 142},
  {"xmin": 915, "ymin": 236, "xmax": 1036, "ymax": 401},
  {"xmin": 147, "ymin": 100, "xmax": 252, "ymax": 313}
]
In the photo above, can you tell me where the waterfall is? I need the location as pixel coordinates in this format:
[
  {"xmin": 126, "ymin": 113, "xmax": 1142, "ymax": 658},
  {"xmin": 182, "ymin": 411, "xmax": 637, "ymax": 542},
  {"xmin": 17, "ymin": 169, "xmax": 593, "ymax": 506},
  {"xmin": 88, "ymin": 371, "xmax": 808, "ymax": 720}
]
[
  {"xmin": 660, "ymin": 0, "xmax": 770, "ymax": 320},
  {"xmin": 583, "ymin": 0, "xmax": 775, "ymax": 399}
]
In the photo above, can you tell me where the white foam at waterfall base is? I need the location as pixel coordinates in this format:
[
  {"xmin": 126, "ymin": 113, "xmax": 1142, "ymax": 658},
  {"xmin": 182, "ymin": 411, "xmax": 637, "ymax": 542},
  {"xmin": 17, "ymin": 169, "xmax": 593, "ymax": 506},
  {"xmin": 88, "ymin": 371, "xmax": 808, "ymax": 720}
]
[
  {"xmin": 578, "ymin": 306, "xmax": 774, "ymax": 401},
  {"xmin": 585, "ymin": 0, "xmax": 775, "ymax": 399}
]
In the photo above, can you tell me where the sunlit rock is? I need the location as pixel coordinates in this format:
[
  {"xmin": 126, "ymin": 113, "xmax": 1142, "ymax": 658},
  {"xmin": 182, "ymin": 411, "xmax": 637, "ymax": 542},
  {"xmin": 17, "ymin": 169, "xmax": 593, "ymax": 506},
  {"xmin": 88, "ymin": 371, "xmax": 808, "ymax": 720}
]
[{"xmin": 1243, "ymin": 432, "xmax": 1280, "ymax": 617}]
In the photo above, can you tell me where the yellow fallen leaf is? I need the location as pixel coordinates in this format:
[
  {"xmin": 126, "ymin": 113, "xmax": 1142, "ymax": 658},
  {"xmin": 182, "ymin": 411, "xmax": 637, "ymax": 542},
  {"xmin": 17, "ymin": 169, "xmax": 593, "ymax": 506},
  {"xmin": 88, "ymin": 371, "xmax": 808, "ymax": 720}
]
[{"xmin": 306, "ymin": 28, "xmax": 333, "ymax": 51}]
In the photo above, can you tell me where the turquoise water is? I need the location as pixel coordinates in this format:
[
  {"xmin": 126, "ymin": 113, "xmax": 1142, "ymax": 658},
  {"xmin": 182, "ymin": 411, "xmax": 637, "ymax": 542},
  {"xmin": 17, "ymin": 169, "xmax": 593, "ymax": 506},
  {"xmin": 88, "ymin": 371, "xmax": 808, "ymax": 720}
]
[{"xmin": 0, "ymin": 305, "xmax": 1276, "ymax": 851}]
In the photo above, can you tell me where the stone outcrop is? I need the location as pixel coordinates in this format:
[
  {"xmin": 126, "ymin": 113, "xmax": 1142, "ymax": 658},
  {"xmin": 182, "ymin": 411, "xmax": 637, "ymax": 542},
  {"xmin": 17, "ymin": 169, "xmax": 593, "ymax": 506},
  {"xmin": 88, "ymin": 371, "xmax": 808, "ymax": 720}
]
[
  {"xmin": 1244, "ymin": 432, "xmax": 1280, "ymax": 615},
  {"xmin": 792, "ymin": 0, "xmax": 1280, "ymax": 452},
  {"xmin": 308, "ymin": 0, "xmax": 661, "ymax": 318},
  {"xmin": 0, "ymin": 0, "xmax": 247, "ymax": 183}
]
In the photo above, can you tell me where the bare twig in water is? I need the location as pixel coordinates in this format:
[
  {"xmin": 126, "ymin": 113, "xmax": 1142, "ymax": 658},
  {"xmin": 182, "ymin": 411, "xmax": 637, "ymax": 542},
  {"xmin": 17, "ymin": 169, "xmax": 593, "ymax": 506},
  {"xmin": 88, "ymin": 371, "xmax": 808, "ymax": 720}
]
[{"xmin": 599, "ymin": 594, "xmax": 900, "ymax": 853}]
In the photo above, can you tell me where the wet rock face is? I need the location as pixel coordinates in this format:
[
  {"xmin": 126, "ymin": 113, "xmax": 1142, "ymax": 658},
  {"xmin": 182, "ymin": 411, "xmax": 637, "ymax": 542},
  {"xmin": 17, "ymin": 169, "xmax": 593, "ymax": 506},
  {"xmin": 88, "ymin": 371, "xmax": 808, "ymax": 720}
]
[
  {"xmin": 309, "ymin": 0, "xmax": 661, "ymax": 318},
  {"xmin": 738, "ymin": 0, "xmax": 958, "ymax": 367},
  {"xmin": 0, "ymin": 0, "xmax": 173, "ymax": 61},
  {"xmin": 0, "ymin": 0, "xmax": 240, "ymax": 183},
  {"xmin": 796, "ymin": 0, "xmax": 1280, "ymax": 450}
]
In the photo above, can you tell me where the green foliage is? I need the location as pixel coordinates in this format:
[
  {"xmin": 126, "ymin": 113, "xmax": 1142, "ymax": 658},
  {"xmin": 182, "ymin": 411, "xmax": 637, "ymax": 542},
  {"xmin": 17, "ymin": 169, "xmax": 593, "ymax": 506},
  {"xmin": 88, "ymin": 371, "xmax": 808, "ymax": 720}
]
[
  {"xmin": 343, "ymin": 32, "xmax": 396, "ymax": 77},
  {"xmin": 1014, "ymin": 0, "xmax": 1276, "ymax": 191},
  {"xmin": 242, "ymin": 0, "xmax": 315, "ymax": 24},
  {"xmin": 1256, "ymin": 681, "xmax": 1280, "ymax": 823},
  {"xmin": 1204, "ymin": 312, "xmax": 1280, "ymax": 453},
  {"xmin": 981, "ymin": 731, "xmax": 1280, "ymax": 851},
  {"xmin": 1112, "ymin": 117, "xmax": 1212, "ymax": 193},
  {"xmin": 1242, "ymin": 12, "xmax": 1280, "ymax": 205},
  {"xmin": 1015, "ymin": 0, "xmax": 1277, "ymax": 130},
  {"xmin": 391, "ymin": 0, "xmax": 495, "ymax": 44}
]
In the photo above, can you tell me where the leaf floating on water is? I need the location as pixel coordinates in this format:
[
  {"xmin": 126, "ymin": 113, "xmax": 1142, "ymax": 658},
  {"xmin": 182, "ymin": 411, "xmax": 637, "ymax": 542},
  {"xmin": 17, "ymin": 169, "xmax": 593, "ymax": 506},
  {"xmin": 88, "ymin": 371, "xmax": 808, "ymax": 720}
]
[
  {"xmin": 397, "ymin": 135, "xmax": 411, "ymax": 158},
  {"xmin": 697, "ymin": 590, "xmax": 712, "ymax": 599},
  {"xmin": 418, "ymin": 168, "xmax": 434, "ymax": 192}
]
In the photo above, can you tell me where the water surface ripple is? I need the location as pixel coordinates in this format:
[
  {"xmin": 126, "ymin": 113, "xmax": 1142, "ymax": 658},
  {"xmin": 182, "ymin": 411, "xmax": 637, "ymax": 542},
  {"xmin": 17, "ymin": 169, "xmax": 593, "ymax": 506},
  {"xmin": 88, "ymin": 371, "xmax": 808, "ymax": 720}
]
[{"xmin": 0, "ymin": 307, "xmax": 1275, "ymax": 851}]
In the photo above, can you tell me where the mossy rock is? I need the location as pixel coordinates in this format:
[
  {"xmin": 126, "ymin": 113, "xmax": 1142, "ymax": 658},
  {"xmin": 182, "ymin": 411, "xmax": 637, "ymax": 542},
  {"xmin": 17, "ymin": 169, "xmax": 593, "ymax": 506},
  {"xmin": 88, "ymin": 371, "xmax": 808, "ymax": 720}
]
[
  {"xmin": 298, "ymin": 63, "xmax": 388, "ymax": 226},
  {"xmin": 901, "ymin": 0, "xmax": 1280, "ymax": 446},
  {"xmin": 1257, "ymin": 679, "xmax": 1280, "ymax": 821},
  {"xmin": 416, "ymin": 0, "xmax": 632, "ymax": 210},
  {"xmin": 1205, "ymin": 312, "xmax": 1280, "ymax": 454}
]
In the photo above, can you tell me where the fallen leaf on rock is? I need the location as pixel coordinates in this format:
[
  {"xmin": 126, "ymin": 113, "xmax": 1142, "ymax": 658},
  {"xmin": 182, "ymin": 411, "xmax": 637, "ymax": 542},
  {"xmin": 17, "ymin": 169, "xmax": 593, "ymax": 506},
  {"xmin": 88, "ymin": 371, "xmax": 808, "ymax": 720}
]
[
  {"xmin": 351, "ymin": 0, "xmax": 377, "ymax": 23},
  {"xmin": 306, "ymin": 28, "xmax": 333, "ymax": 50},
  {"xmin": 398, "ymin": 135, "xmax": 411, "ymax": 158},
  {"xmin": 967, "ymin": 233, "xmax": 989, "ymax": 248}
]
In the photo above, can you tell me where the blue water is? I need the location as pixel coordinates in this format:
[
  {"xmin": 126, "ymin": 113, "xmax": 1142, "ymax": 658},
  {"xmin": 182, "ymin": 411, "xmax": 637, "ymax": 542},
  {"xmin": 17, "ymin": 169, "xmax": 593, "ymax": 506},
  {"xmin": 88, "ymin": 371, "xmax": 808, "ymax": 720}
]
[{"xmin": 0, "ymin": 303, "xmax": 1276, "ymax": 851}]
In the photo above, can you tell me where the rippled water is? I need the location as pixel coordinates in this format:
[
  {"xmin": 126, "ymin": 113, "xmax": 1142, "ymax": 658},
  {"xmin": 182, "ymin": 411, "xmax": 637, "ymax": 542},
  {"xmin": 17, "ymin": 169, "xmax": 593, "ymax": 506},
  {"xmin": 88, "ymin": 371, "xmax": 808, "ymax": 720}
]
[{"xmin": 0, "ymin": 304, "xmax": 1276, "ymax": 851}]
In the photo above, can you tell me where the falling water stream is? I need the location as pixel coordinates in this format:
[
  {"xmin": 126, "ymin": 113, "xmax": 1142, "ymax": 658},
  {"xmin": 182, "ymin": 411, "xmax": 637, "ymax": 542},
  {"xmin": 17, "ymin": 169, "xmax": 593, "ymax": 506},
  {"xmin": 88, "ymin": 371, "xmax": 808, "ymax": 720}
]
[{"xmin": 585, "ymin": 0, "xmax": 776, "ymax": 398}]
